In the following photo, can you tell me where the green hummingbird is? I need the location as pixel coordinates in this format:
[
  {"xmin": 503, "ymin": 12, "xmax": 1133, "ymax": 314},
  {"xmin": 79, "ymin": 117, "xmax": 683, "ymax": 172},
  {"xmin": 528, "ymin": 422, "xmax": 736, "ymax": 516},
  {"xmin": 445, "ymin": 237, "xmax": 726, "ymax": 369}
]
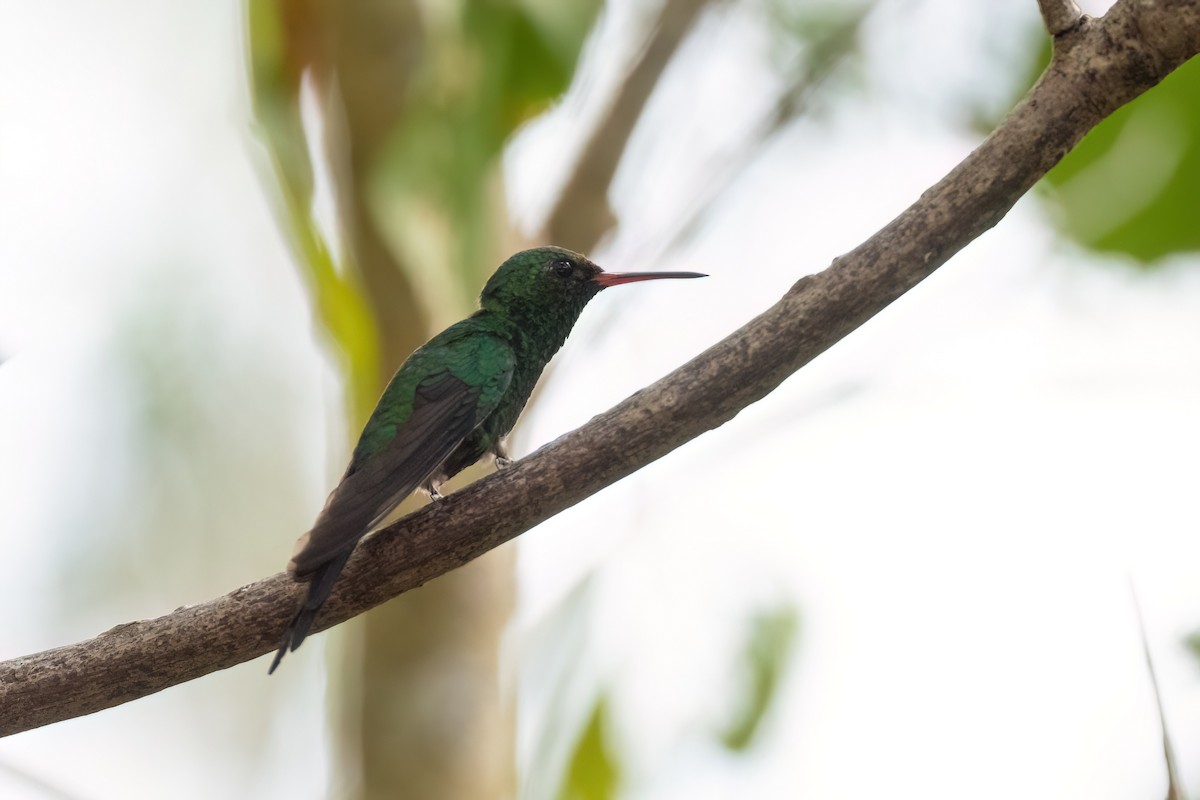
[{"xmin": 269, "ymin": 246, "xmax": 704, "ymax": 672}]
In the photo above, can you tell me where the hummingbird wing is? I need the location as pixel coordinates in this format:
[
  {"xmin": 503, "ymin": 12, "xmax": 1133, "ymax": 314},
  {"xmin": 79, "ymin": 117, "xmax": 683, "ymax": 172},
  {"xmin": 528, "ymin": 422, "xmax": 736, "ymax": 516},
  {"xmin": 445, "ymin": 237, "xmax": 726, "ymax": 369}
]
[
  {"xmin": 291, "ymin": 332, "xmax": 515, "ymax": 576},
  {"xmin": 270, "ymin": 331, "xmax": 514, "ymax": 673}
]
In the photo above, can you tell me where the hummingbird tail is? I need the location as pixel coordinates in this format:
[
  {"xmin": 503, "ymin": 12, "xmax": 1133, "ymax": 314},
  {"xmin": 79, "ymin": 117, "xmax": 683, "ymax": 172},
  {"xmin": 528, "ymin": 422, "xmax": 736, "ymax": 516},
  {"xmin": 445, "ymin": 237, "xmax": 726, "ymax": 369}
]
[{"xmin": 268, "ymin": 549, "xmax": 354, "ymax": 674}]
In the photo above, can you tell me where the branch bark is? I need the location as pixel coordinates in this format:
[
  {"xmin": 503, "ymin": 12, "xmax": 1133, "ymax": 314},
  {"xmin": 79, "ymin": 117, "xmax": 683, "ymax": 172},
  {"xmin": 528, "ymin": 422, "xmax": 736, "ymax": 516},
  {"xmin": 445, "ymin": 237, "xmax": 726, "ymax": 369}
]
[{"xmin": 3, "ymin": 0, "xmax": 1198, "ymax": 737}]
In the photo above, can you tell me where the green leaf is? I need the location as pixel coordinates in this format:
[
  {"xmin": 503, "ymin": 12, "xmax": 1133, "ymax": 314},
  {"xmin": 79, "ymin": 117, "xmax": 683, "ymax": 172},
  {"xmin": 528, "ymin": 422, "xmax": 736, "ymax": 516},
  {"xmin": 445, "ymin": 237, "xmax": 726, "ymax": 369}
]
[
  {"xmin": 1038, "ymin": 46, "xmax": 1200, "ymax": 263},
  {"xmin": 720, "ymin": 606, "xmax": 799, "ymax": 752},
  {"xmin": 558, "ymin": 694, "xmax": 620, "ymax": 800},
  {"xmin": 1184, "ymin": 630, "xmax": 1200, "ymax": 665}
]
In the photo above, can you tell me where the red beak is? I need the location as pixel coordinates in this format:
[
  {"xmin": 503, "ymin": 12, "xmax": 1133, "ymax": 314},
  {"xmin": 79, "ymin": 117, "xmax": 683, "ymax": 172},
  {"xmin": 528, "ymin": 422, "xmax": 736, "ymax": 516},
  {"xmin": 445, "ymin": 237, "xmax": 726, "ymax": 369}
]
[{"xmin": 593, "ymin": 270, "xmax": 707, "ymax": 288}]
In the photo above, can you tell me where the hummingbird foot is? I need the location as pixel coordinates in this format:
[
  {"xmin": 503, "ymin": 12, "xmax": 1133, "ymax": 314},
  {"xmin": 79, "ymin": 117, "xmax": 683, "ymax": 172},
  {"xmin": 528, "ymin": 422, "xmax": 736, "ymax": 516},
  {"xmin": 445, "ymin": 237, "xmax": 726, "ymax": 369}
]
[{"xmin": 491, "ymin": 440, "xmax": 512, "ymax": 469}]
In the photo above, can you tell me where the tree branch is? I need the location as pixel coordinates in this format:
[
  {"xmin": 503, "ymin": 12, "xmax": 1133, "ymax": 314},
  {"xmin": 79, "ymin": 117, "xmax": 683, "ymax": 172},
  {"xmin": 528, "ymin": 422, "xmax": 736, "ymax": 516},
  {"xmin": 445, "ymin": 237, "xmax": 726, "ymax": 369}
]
[
  {"xmin": 539, "ymin": 0, "xmax": 711, "ymax": 251},
  {"xmin": 639, "ymin": 5, "xmax": 872, "ymax": 271},
  {"xmin": 3, "ymin": 0, "xmax": 1198, "ymax": 738},
  {"xmin": 1037, "ymin": 0, "xmax": 1084, "ymax": 38}
]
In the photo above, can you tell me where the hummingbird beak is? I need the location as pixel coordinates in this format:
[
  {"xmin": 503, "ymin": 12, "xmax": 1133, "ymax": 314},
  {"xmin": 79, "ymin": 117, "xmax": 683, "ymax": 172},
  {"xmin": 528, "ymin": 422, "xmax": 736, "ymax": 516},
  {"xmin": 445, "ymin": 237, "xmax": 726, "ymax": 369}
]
[{"xmin": 593, "ymin": 270, "xmax": 707, "ymax": 288}]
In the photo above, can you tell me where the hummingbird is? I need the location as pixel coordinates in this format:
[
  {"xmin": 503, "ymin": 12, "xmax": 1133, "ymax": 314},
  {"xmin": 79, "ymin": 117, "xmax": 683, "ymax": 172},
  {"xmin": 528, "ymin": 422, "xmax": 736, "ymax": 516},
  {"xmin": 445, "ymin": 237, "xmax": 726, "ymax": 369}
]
[{"xmin": 269, "ymin": 246, "xmax": 705, "ymax": 672}]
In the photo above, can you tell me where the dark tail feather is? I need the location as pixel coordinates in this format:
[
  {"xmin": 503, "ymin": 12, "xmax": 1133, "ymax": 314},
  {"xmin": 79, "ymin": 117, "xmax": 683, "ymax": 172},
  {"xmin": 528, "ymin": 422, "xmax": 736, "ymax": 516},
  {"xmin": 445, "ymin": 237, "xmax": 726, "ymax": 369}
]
[{"xmin": 268, "ymin": 549, "xmax": 354, "ymax": 674}]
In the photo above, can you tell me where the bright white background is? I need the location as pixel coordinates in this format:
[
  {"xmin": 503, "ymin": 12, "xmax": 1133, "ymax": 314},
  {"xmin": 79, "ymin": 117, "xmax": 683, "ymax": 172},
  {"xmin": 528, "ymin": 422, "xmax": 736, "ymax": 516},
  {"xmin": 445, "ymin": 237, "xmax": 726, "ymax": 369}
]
[{"xmin": 2, "ymin": 1, "xmax": 1198, "ymax": 799}]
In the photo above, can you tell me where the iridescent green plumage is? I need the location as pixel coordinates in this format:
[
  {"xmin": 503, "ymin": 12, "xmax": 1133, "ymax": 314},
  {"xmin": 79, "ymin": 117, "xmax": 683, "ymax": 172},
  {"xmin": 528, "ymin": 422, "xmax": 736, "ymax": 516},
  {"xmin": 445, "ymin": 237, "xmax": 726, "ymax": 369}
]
[{"xmin": 270, "ymin": 246, "xmax": 704, "ymax": 672}]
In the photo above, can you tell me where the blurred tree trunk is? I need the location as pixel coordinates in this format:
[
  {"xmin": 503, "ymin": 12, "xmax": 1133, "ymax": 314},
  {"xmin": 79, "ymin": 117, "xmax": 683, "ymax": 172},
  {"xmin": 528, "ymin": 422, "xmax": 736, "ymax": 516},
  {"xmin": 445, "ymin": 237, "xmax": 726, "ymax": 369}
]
[
  {"xmin": 249, "ymin": 0, "xmax": 601, "ymax": 796},
  {"xmin": 310, "ymin": 3, "xmax": 515, "ymax": 798}
]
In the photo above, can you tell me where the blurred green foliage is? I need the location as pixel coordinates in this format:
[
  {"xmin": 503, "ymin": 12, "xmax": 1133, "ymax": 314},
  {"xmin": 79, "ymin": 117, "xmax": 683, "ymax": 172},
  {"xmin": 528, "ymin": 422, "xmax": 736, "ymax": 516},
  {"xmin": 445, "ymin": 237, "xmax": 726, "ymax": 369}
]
[
  {"xmin": 376, "ymin": 0, "xmax": 602, "ymax": 299},
  {"xmin": 1184, "ymin": 630, "xmax": 1200, "ymax": 664},
  {"xmin": 1029, "ymin": 42, "xmax": 1200, "ymax": 263},
  {"xmin": 558, "ymin": 694, "xmax": 620, "ymax": 800},
  {"xmin": 720, "ymin": 606, "xmax": 799, "ymax": 751},
  {"xmin": 245, "ymin": 0, "xmax": 381, "ymax": 423},
  {"xmin": 762, "ymin": 0, "xmax": 870, "ymax": 74}
]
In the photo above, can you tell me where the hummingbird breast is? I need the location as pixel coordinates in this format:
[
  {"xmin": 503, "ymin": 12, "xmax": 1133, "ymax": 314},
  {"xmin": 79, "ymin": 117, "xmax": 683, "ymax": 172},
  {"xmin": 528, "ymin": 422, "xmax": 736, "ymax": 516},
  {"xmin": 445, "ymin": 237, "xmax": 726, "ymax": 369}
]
[{"xmin": 433, "ymin": 313, "xmax": 570, "ymax": 482}]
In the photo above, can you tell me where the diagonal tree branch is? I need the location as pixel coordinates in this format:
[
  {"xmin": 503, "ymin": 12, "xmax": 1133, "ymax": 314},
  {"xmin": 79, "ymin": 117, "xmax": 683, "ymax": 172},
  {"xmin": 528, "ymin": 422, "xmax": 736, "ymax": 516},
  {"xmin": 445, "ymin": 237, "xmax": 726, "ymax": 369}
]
[{"xmin": 2, "ymin": 0, "xmax": 1198, "ymax": 738}]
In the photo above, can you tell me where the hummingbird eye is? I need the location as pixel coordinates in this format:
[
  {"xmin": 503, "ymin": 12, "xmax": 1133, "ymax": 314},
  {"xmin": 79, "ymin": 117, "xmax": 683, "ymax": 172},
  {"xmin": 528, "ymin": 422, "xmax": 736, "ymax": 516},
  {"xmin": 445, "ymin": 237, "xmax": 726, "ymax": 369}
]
[{"xmin": 552, "ymin": 259, "xmax": 574, "ymax": 277}]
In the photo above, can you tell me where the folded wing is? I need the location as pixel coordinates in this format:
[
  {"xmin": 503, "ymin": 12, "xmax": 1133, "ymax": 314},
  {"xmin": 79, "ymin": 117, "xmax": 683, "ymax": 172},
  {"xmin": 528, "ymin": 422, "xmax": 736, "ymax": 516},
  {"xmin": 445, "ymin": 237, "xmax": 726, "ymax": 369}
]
[{"xmin": 269, "ymin": 332, "xmax": 513, "ymax": 672}]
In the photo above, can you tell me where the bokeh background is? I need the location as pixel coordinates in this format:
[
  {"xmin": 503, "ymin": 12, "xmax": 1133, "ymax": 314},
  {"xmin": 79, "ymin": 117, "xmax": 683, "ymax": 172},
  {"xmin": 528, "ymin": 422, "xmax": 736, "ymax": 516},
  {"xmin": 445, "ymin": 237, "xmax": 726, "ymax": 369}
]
[{"xmin": 3, "ymin": 0, "xmax": 1200, "ymax": 798}]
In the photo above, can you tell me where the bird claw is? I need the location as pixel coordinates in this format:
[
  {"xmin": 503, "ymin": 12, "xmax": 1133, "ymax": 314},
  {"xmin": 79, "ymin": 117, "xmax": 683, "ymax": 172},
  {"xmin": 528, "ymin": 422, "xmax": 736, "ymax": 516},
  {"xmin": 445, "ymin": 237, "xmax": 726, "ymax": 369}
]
[{"xmin": 495, "ymin": 456, "xmax": 513, "ymax": 469}]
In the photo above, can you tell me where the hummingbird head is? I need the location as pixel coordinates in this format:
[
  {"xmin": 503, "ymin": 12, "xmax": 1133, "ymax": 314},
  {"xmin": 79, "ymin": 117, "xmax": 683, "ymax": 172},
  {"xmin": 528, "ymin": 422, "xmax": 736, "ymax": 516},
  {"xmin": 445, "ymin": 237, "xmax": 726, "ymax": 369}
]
[{"xmin": 480, "ymin": 246, "xmax": 706, "ymax": 328}]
